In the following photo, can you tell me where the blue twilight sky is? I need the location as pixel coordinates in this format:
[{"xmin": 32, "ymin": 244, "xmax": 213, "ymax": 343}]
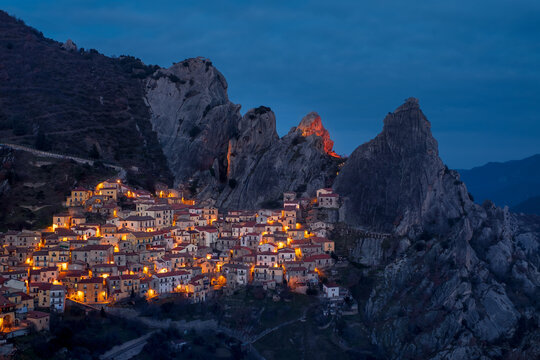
[{"xmin": 3, "ymin": 0, "xmax": 540, "ymax": 169}]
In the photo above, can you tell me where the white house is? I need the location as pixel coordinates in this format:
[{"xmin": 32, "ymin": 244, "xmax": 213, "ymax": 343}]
[{"xmin": 323, "ymin": 282, "xmax": 340, "ymax": 298}]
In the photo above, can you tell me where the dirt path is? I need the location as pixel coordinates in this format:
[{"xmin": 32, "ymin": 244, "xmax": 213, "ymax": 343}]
[{"xmin": 0, "ymin": 143, "xmax": 127, "ymax": 179}]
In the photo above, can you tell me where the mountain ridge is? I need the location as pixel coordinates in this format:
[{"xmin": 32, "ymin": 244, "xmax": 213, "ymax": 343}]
[{"xmin": 458, "ymin": 153, "xmax": 540, "ymax": 212}]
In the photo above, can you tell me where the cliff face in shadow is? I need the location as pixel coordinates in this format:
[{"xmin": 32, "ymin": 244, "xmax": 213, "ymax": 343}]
[
  {"xmin": 334, "ymin": 98, "xmax": 540, "ymax": 359},
  {"xmin": 334, "ymin": 98, "xmax": 471, "ymax": 236}
]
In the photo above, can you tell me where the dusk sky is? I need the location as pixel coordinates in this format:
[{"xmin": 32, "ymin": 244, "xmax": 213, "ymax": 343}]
[{"xmin": 3, "ymin": 0, "xmax": 539, "ymax": 169}]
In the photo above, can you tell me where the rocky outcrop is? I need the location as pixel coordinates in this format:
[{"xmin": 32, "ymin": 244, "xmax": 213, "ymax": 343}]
[
  {"xmin": 61, "ymin": 39, "xmax": 77, "ymax": 51},
  {"xmin": 197, "ymin": 108, "xmax": 340, "ymax": 209},
  {"xmin": 336, "ymin": 98, "xmax": 540, "ymax": 359},
  {"xmin": 145, "ymin": 62, "xmax": 340, "ymax": 208},
  {"xmin": 334, "ymin": 98, "xmax": 473, "ymax": 236},
  {"xmin": 145, "ymin": 58, "xmax": 240, "ymax": 183},
  {"xmin": 297, "ymin": 112, "xmax": 339, "ymax": 158}
]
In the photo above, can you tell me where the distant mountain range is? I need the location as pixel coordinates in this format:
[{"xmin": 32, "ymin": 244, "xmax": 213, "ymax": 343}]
[{"xmin": 458, "ymin": 154, "xmax": 540, "ymax": 214}]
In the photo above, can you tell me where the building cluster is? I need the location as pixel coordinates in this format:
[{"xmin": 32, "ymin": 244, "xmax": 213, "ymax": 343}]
[{"xmin": 0, "ymin": 179, "xmax": 341, "ymax": 337}]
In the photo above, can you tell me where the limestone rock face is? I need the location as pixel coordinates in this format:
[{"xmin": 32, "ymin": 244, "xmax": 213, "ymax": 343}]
[
  {"xmin": 61, "ymin": 39, "xmax": 77, "ymax": 51},
  {"xmin": 334, "ymin": 98, "xmax": 472, "ymax": 236},
  {"xmin": 337, "ymin": 98, "xmax": 540, "ymax": 359},
  {"xmin": 197, "ymin": 108, "xmax": 340, "ymax": 209},
  {"xmin": 297, "ymin": 112, "xmax": 339, "ymax": 157},
  {"xmin": 144, "ymin": 59, "xmax": 339, "ymax": 208},
  {"xmin": 144, "ymin": 57, "xmax": 240, "ymax": 183}
]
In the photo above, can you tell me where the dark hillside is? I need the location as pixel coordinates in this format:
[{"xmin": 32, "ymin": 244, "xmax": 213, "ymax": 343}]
[
  {"xmin": 0, "ymin": 11, "xmax": 172, "ymax": 186},
  {"xmin": 0, "ymin": 147, "xmax": 116, "ymax": 231}
]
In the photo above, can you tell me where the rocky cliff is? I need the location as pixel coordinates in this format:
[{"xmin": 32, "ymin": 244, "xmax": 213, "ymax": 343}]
[
  {"xmin": 204, "ymin": 109, "xmax": 340, "ymax": 209},
  {"xmin": 144, "ymin": 59, "xmax": 340, "ymax": 208},
  {"xmin": 334, "ymin": 98, "xmax": 472, "ymax": 236},
  {"xmin": 334, "ymin": 98, "xmax": 540, "ymax": 359},
  {"xmin": 144, "ymin": 58, "xmax": 240, "ymax": 183}
]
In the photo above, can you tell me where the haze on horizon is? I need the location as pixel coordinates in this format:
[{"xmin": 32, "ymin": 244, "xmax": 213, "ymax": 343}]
[{"xmin": 3, "ymin": 0, "xmax": 539, "ymax": 169}]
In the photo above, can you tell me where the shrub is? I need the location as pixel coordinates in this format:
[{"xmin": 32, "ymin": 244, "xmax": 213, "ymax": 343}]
[
  {"xmin": 35, "ymin": 129, "xmax": 50, "ymax": 151},
  {"xmin": 168, "ymin": 74, "xmax": 180, "ymax": 83},
  {"xmin": 203, "ymin": 104, "xmax": 213, "ymax": 118},
  {"xmin": 254, "ymin": 106, "xmax": 271, "ymax": 115},
  {"xmin": 295, "ymin": 184, "xmax": 307, "ymax": 195},
  {"xmin": 11, "ymin": 116, "xmax": 28, "ymax": 136},
  {"xmin": 89, "ymin": 144, "xmax": 100, "ymax": 159},
  {"xmin": 306, "ymin": 287, "xmax": 318, "ymax": 296},
  {"xmin": 381, "ymin": 237, "xmax": 392, "ymax": 251},
  {"xmin": 260, "ymin": 199, "xmax": 281, "ymax": 209},
  {"xmin": 189, "ymin": 125, "xmax": 201, "ymax": 138},
  {"xmin": 292, "ymin": 135, "xmax": 306, "ymax": 146},
  {"xmin": 414, "ymin": 241, "xmax": 426, "ymax": 251}
]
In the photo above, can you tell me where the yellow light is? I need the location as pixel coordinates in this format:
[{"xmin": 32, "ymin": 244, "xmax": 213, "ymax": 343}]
[
  {"xmin": 159, "ymin": 268, "xmax": 168, "ymax": 273},
  {"xmin": 206, "ymin": 254, "xmax": 212, "ymax": 260},
  {"xmin": 102, "ymin": 274, "xmax": 109, "ymax": 278},
  {"xmin": 52, "ymin": 280, "xmax": 61, "ymax": 285},
  {"xmin": 114, "ymin": 245, "xmax": 119, "ymax": 253},
  {"xmin": 143, "ymin": 266, "xmax": 148, "ymax": 274},
  {"xmin": 25, "ymin": 258, "xmax": 31, "ymax": 264},
  {"xmin": 61, "ymin": 263, "xmax": 67, "ymax": 270}
]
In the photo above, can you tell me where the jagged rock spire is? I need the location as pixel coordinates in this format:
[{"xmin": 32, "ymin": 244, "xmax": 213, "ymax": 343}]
[
  {"xmin": 334, "ymin": 98, "xmax": 471, "ymax": 235},
  {"xmin": 296, "ymin": 112, "xmax": 339, "ymax": 157}
]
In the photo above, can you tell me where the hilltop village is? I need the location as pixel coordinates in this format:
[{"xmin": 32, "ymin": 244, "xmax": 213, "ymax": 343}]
[{"xmin": 0, "ymin": 179, "xmax": 345, "ymax": 337}]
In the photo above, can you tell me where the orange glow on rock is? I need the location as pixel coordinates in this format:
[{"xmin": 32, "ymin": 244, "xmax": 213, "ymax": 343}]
[{"xmin": 297, "ymin": 112, "xmax": 340, "ymax": 158}]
